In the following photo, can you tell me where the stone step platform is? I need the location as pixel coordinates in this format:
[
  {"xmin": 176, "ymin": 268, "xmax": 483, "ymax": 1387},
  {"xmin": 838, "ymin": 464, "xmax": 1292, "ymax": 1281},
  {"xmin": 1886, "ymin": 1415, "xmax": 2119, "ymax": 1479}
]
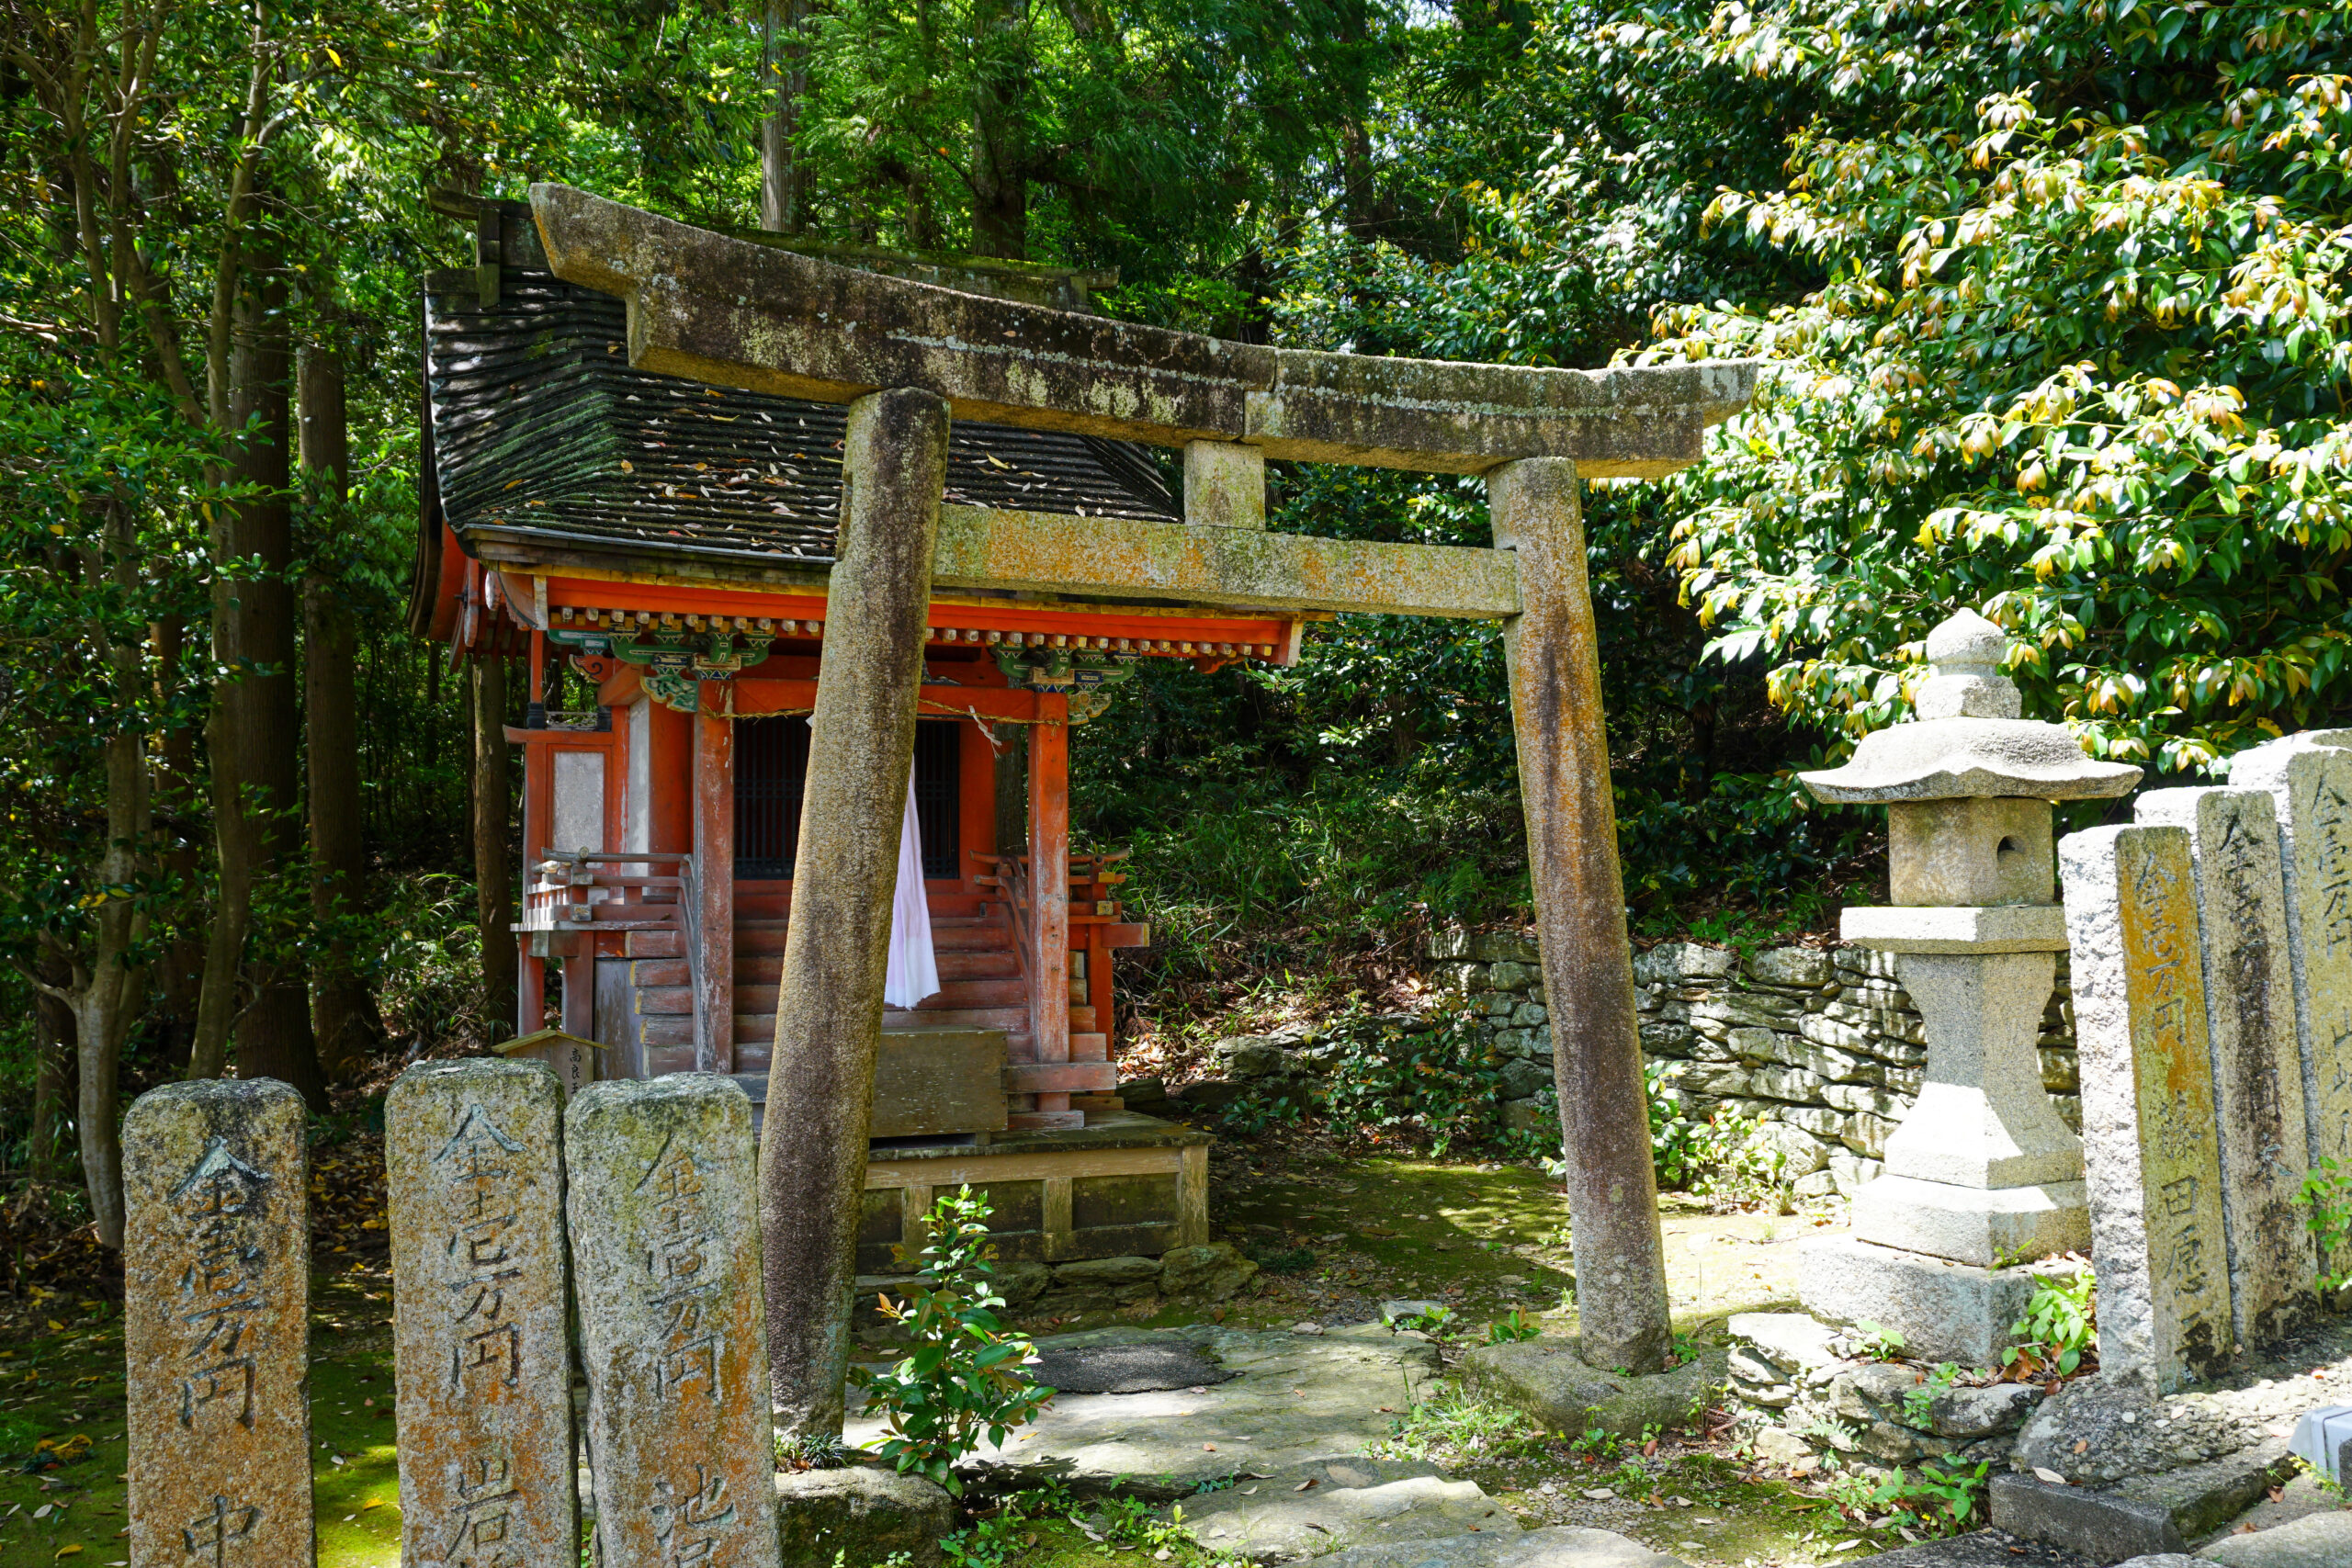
[
  {"xmin": 1310, "ymin": 1526, "xmax": 1693, "ymax": 1568},
  {"xmin": 1175, "ymin": 1457, "xmax": 1512, "ymax": 1562},
  {"xmin": 868, "ymin": 1324, "xmax": 1441, "ymax": 1499},
  {"xmin": 1849, "ymin": 1529, "xmax": 2095, "ymax": 1566}
]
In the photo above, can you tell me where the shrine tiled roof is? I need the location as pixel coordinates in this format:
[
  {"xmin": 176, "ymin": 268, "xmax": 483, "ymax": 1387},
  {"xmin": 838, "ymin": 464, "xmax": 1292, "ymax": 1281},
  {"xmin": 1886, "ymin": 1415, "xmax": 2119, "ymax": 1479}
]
[{"xmin": 422, "ymin": 272, "xmax": 1181, "ymax": 567}]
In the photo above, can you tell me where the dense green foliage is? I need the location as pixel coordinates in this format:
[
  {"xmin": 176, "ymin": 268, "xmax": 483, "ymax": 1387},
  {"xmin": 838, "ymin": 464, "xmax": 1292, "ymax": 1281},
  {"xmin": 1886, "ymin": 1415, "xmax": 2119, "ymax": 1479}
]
[{"xmin": 3, "ymin": 0, "xmax": 2349, "ymax": 1212}]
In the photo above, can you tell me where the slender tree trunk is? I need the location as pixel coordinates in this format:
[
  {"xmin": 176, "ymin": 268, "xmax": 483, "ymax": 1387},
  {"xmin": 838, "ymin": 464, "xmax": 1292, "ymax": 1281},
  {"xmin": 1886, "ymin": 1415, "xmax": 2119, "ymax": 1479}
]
[
  {"xmin": 217, "ymin": 247, "xmax": 322, "ymax": 1104},
  {"xmin": 473, "ymin": 655, "xmax": 517, "ymax": 1034},
  {"xmin": 28, "ymin": 961, "xmax": 74, "ymax": 1181},
  {"xmin": 299, "ymin": 344, "xmax": 383, "ymax": 1078},
  {"xmin": 970, "ymin": 0, "xmax": 1029, "ymax": 259},
  {"xmin": 760, "ymin": 0, "xmax": 813, "ymax": 232},
  {"xmin": 149, "ymin": 615, "xmax": 203, "ymax": 1069}
]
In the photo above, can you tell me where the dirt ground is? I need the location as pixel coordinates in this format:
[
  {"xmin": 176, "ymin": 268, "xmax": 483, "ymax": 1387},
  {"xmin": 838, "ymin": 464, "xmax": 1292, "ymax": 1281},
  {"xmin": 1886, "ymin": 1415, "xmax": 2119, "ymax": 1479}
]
[{"xmin": 0, "ymin": 1132, "xmax": 1871, "ymax": 1568}]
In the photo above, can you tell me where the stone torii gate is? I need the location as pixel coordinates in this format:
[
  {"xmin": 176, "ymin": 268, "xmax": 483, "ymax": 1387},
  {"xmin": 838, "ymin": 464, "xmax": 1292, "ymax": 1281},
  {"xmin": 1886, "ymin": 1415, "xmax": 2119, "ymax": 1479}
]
[{"xmin": 522, "ymin": 184, "xmax": 1756, "ymax": 1409}]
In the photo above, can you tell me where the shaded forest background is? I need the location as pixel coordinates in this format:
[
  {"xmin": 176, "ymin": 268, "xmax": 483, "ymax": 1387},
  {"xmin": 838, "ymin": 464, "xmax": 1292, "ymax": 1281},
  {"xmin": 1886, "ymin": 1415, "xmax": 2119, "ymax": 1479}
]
[{"xmin": 2, "ymin": 0, "xmax": 2348, "ymax": 1242}]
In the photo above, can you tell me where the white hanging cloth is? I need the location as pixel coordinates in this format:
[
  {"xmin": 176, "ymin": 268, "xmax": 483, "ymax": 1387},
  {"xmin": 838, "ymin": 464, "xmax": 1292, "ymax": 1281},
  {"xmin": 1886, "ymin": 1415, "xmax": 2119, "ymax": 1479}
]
[{"xmin": 884, "ymin": 766, "xmax": 941, "ymax": 1008}]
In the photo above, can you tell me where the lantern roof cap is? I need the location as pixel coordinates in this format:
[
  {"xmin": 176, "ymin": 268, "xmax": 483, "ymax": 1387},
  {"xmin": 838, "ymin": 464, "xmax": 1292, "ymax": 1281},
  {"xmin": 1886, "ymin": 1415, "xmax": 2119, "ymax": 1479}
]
[{"xmin": 1799, "ymin": 609, "xmax": 2143, "ymax": 805}]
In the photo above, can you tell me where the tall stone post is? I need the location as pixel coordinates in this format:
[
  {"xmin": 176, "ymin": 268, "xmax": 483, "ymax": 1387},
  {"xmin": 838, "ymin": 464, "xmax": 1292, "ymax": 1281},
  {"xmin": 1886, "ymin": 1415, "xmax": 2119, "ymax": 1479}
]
[
  {"xmin": 761, "ymin": 386, "xmax": 948, "ymax": 1434},
  {"xmin": 1796, "ymin": 610, "xmax": 2139, "ymax": 1364},
  {"xmin": 122, "ymin": 1079, "xmax": 313, "ymax": 1568},
  {"xmin": 385, "ymin": 1058, "xmax": 577, "ymax": 1567},
  {"xmin": 1487, "ymin": 457, "xmax": 1668, "ymax": 1373}
]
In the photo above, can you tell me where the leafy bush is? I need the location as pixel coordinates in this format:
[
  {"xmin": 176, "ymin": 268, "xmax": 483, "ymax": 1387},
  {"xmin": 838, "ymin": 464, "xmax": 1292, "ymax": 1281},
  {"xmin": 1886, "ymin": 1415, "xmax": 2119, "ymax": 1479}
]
[
  {"xmin": 1871, "ymin": 1459, "xmax": 1992, "ymax": 1537},
  {"xmin": 851, "ymin": 1189, "xmax": 1053, "ymax": 1495},
  {"xmin": 1482, "ymin": 1309, "xmax": 1540, "ymax": 1345},
  {"xmin": 2003, "ymin": 1268, "xmax": 2097, "ymax": 1382},
  {"xmin": 1314, "ymin": 1007, "xmax": 1526, "ymax": 1156},
  {"xmin": 2298, "ymin": 1157, "xmax": 2352, "ymax": 1292}
]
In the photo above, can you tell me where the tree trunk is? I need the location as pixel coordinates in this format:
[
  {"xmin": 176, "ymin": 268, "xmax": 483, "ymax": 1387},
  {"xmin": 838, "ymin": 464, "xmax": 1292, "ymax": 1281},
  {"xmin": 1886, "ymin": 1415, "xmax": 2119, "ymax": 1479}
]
[
  {"xmin": 218, "ymin": 257, "xmax": 323, "ymax": 1106},
  {"xmin": 473, "ymin": 654, "xmax": 517, "ymax": 1035},
  {"xmin": 760, "ymin": 0, "xmax": 813, "ymax": 232},
  {"xmin": 28, "ymin": 961, "xmax": 74, "ymax": 1181},
  {"xmin": 299, "ymin": 344, "xmax": 384, "ymax": 1079},
  {"xmin": 149, "ymin": 615, "xmax": 203, "ymax": 1070},
  {"xmin": 970, "ymin": 0, "xmax": 1029, "ymax": 259}
]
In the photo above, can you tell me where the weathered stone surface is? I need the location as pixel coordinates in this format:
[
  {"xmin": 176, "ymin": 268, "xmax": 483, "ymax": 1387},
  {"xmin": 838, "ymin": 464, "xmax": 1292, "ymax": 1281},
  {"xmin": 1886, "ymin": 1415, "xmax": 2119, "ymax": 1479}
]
[
  {"xmin": 1057, "ymin": 1255, "xmax": 1163, "ymax": 1287},
  {"xmin": 386, "ymin": 1060, "xmax": 577, "ymax": 1566},
  {"xmin": 1160, "ymin": 1242, "xmax": 1258, "ymax": 1302},
  {"xmin": 124, "ymin": 1079, "xmax": 313, "ymax": 1568},
  {"xmin": 1313, "ymin": 1526, "xmax": 1690, "ymax": 1568},
  {"xmin": 927, "ymin": 1325, "xmax": 1441, "ymax": 1497},
  {"xmin": 1727, "ymin": 1313, "xmax": 1843, "ymax": 1382},
  {"xmin": 1840, "ymin": 903, "xmax": 2073, "ymax": 953},
  {"xmin": 1852, "ymin": 1174, "xmax": 2090, "ymax": 1269},
  {"xmin": 1989, "ymin": 1472, "xmax": 2188, "ymax": 1562},
  {"xmin": 1180, "ymin": 1459, "xmax": 1512, "ymax": 1561},
  {"xmin": 1928, "ymin": 1382, "xmax": 2043, "ymax": 1439},
  {"xmin": 1848, "ymin": 1530, "xmax": 2099, "ymax": 1567},
  {"xmin": 569, "ymin": 1074, "xmax": 780, "ymax": 1568},
  {"xmin": 1458, "ymin": 1339, "xmax": 1721, "ymax": 1438},
  {"xmin": 1748, "ymin": 947, "xmax": 1834, "ymax": 988},
  {"xmin": 2061, "ymin": 825, "xmax": 2235, "ymax": 1392},
  {"xmin": 2134, "ymin": 787, "xmax": 2319, "ymax": 1351},
  {"xmin": 2228, "ymin": 736, "xmax": 2352, "ymax": 1282},
  {"xmin": 1799, "ymin": 1235, "xmax": 2054, "ymax": 1366},
  {"xmin": 775, "ymin": 1465, "xmax": 955, "ymax": 1568},
  {"xmin": 1432, "ymin": 931, "xmax": 1544, "ymax": 965},
  {"xmin": 2109, "ymin": 1437, "xmax": 2296, "ymax": 1545},
  {"xmin": 1826, "ymin": 1362, "xmax": 1917, "ymax": 1423},
  {"xmin": 1499, "ymin": 1058, "xmax": 1554, "ymax": 1100},
  {"xmin": 2197, "ymin": 1510, "xmax": 2352, "ymax": 1565}
]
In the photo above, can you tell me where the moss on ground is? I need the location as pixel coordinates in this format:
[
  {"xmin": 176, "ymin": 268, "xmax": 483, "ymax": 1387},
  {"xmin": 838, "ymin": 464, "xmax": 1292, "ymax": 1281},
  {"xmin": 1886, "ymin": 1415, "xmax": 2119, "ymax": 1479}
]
[{"xmin": 0, "ymin": 1145, "xmax": 1888, "ymax": 1568}]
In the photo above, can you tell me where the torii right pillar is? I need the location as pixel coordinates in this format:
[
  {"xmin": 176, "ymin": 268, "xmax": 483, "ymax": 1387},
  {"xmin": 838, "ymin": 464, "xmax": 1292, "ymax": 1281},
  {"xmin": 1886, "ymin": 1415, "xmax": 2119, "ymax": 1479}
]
[{"xmin": 1490, "ymin": 457, "xmax": 1671, "ymax": 1373}]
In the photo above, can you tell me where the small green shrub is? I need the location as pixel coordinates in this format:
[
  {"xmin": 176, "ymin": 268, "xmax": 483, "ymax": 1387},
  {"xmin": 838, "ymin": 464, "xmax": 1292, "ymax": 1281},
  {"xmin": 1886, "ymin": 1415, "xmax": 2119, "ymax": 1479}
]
[
  {"xmin": 1847, "ymin": 1321, "xmax": 1906, "ymax": 1360},
  {"xmin": 1372, "ymin": 1395, "xmax": 1547, "ymax": 1463},
  {"xmin": 2298, "ymin": 1158, "xmax": 2352, "ymax": 1292},
  {"xmin": 1872, "ymin": 1459, "xmax": 1991, "ymax": 1535},
  {"xmin": 2003, "ymin": 1268, "xmax": 2096, "ymax": 1380},
  {"xmin": 1482, "ymin": 1308, "xmax": 1540, "ymax": 1345},
  {"xmin": 850, "ymin": 1188, "xmax": 1053, "ymax": 1495},
  {"xmin": 1902, "ymin": 1364, "xmax": 1962, "ymax": 1427}
]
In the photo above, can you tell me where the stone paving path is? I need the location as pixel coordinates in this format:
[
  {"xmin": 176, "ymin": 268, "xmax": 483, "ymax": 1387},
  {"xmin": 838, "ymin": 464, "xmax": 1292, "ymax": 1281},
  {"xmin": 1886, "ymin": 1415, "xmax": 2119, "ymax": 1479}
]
[{"xmin": 854, "ymin": 1325, "xmax": 1686, "ymax": 1567}]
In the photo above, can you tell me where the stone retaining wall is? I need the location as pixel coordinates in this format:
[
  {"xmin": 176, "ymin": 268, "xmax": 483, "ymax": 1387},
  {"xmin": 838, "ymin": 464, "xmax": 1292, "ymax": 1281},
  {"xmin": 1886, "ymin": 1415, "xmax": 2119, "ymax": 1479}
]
[{"xmin": 1423, "ymin": 931, "xmax": 2081, "ymax": 1199}]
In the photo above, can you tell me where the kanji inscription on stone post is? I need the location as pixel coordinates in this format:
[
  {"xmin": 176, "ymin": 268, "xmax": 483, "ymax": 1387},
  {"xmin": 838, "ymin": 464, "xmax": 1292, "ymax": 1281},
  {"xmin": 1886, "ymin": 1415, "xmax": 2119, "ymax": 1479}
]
[
  {"xmin": 2136, "ymin": 787, "xmax": 2317, "ymax": 1348},
  {"xmin": 568, "ymin": 1075, "xmax": 781, "ymax": 1568},
  {"xmin": 387, "ymin": 1058, "xmax": 577, "ymax": 1567},
  {"xmin": 2233, "ymin": 739, "xmax": 2352, "ymax": 1189},
  {"xmin": 122, "ymin": 1079, "xmax": 313, "ymax": 1567},
  {"xmin": 2061, "ymin": 824, "xmax": 2234, "ymax": 1392}
]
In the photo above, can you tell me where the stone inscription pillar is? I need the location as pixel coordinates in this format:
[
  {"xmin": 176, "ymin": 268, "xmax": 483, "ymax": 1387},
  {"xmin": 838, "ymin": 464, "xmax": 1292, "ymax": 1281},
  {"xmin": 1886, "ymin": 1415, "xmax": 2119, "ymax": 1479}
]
[
  {"xmin": 2231, "ymin": 737, "xmax": 2352, "ymax": 1215},
  {"xmin": 762, "ymin": 385, "xmax": 948, "ymax": 1434},
  {"xmin": 571, "ymin": 1075, "xmax": 781, "ymax": 1568},
  {"xmin": 2136, "ymin": 787, "xmax": 2317, "ymax": 1348},
  {"xmin": 1487, "ymin": 456, "xmax": 1669, "ymax": 1373},
  {"xmin": 2061, "ymin": 824, "xmax": 2234, "ymax": 1391},
  {"xmin": 123, "ymin": 1079, "xmax": 312, "ymax": 1568},
  {"xmin": 386, "ymin": 1058, "xmax": 577, "ymax": 1567}
]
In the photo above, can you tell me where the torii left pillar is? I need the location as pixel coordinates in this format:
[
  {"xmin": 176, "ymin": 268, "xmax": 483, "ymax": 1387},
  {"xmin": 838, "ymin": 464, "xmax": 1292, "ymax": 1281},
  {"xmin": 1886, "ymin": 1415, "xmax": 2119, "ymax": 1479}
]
[{"xmin": 1490, "ymin": 457, "xmax": 1671, "ymax": 1373}]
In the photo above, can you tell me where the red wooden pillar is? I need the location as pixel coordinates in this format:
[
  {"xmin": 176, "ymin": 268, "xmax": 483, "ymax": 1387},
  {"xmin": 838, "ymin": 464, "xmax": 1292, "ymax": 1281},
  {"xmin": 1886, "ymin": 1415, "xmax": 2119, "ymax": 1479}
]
[
  {"xmin": 693, "ymin": 691, "xmax": 735, "ymax": 1073},
  {"xmin": 1028, "ymin": 696, "xmax": 1070, "ymax": 1113},
  {"xmin": 518, "ymin": 739, "xmax": 548, "ymax": 1036}
]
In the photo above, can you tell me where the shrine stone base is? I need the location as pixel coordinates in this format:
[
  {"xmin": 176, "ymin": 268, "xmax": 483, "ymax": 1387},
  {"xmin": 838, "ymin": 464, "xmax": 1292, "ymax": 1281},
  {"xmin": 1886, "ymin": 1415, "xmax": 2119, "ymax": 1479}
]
[
  {"xmin": 1852, "ymin": 1173, "xmax": 2091, "ymax": 1269},
  {"xmin": 1799, "ymin": 1235, "xmax": 2072, "ymax": 1366}
]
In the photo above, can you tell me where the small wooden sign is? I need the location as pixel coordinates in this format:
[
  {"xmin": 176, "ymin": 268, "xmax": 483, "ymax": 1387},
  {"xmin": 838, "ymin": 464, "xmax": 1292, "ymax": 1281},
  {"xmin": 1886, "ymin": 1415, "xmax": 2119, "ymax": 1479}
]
[{"xmin": 494, "ymin": 1027, "xmax": 605, "ymax": 1100}]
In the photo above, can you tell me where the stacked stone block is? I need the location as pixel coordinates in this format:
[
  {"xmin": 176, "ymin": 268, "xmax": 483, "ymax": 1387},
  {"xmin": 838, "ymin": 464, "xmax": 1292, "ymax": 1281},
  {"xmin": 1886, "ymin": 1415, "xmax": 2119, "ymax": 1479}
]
[{"xmin": 1430, "ymin": 932, "xmax": 2079, "ymax": 1200}]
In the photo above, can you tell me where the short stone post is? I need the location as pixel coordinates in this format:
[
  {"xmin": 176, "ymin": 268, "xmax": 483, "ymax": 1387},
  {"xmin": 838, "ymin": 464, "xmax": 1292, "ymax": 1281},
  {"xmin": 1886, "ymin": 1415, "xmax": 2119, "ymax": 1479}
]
[
  {"xmin": 2061, "ymin": 824, "xmax": 2234, "ymax": 1391},
  {"xmin": 2134, "ymin": 787, "xmax": 2317, "ymax": 1348},
  {"xmin": 571, "ymin": 1074, "xmax": 782, "ymax": 1568},
  {"xmin": 386, "ymin": 1058, "xmax": 578, "ymax": 1566},
  {"xmin": 1795, "ymin": 609, "xmax": 2138, "ymax": 1364},
  {"xmin": 762, "ymin": 385, "xmax": 948, "ymax": 1433},
  {"xmin": 1488, "ymin": 456, "xmax": 1669, "ymax": 1372},
  {"xmin": 123, "ymin": 1079, "xmax": 313, "ymax": 1567}
]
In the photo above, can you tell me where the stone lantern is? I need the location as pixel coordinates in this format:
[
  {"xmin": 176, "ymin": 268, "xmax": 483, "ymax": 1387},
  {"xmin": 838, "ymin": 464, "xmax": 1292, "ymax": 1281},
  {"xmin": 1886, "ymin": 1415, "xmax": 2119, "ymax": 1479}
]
[{"xmin": 1795, "ymin": 609, "xmax": 2140, "ymax": 1363}]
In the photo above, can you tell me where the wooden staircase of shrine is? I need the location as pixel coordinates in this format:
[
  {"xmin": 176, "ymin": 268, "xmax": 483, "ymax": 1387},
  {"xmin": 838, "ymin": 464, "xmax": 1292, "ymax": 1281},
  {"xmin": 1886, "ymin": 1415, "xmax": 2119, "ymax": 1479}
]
[{"xmin": 621, "ymin": 886, "xmax": 1107, "ymax": 1093}]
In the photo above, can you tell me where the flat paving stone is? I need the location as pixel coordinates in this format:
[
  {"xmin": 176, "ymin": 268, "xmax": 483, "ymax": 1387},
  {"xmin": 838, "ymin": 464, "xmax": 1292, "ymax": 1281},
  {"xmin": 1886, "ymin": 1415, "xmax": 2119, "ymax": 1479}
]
[
  {"xmin": 1030, "ymin": 1340, "xmax": 1238, "ymax": 1394},
  {"xmin": 1179, "ymin": 1459, "xmax": 1509, "ymax": 1562},
  {"xmin": 2196, "ymin": 1509, "xmax": 2352, "ymax": 1564},
  {"xmin": 1312, "ymin": 1524, "xmax": 1690, "ymax": 1568},
  {"xmin": 1854, "ymin": 1529, "xmax": 2097, "ymax": 1566},
  {"xmin": 858, "ymin": 1325, "xmax": 1439, "ymax": 1498}
]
